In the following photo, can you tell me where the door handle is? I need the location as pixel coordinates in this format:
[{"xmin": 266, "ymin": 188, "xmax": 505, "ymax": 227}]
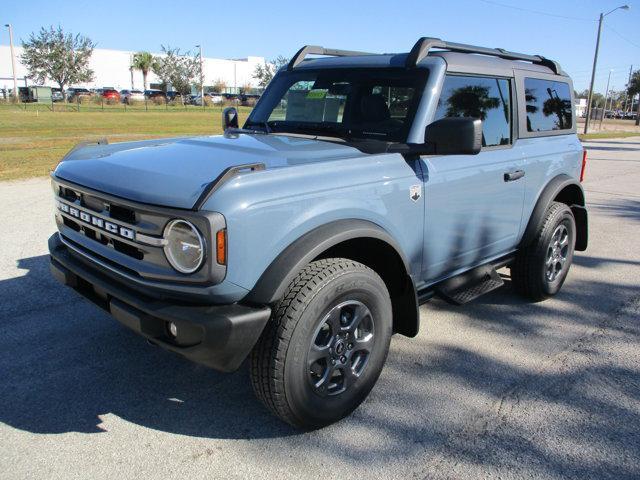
[{"xmin": 504, "ymin": 170, "xmax": 525, "ymax": 182}]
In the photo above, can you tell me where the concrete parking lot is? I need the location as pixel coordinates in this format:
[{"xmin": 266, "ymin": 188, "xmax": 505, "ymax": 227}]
[{"xmin": 1, "ymin": 137, "xmax": 639, "ymax": 480}]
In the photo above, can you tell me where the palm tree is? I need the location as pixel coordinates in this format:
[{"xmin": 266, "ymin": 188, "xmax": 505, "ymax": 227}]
[{"xmin": 132, "ymin": 51, "xmax": 154, "ymax": 90}]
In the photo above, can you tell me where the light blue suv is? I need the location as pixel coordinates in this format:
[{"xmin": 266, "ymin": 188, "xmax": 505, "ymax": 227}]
[{"xmin": 49, "ymin": 37, "xmax": 588, "ymax": 428}]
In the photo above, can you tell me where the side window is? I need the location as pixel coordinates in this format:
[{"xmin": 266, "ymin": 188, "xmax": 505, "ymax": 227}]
[
  {"xmin": 434, "ymin": 75, "xmax": 511, "ymax": 147},
  {"xmin": 524, "ymin": 78, "xmax": 573, "ymax": 132}
]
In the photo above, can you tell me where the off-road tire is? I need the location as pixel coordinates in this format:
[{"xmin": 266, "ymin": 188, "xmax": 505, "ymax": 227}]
[
  {"xmin": 511, "ymin": 201, "xmax": 576, "ymax": 301},
  {"xmin": 250, "ymin": 258, "xmax": 392, "ymax": 429}
]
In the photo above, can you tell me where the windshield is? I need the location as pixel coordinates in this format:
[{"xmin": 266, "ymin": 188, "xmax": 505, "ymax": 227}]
[{"xmin": 247, "ymin": 68, "xmax": 428, "ymax": 142}]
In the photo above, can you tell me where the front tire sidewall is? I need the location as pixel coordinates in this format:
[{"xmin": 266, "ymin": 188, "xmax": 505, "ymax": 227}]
[{"xmin": 284, "ymin": 272, "xmax": 392, "ymax": 428}]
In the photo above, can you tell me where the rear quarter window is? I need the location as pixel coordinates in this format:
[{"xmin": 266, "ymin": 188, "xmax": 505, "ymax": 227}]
[{"xmin": 524, "ymin": 78, "xmax": 573, "ymax": 132}]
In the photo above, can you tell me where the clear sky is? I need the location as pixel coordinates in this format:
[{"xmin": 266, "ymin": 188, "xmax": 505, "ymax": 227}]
[{"xmin": 2, "ymin": 0, "xmax": 639, "ymax": 94}]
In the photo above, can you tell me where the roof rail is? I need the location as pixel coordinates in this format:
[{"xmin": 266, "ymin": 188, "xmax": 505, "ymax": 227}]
[
  {"xmin": 406, "ymin": 37, "xmax": 564, "ymax": 75},
  {"xmin": 287, "ymin": 45, "xmax": 376, "ymax": 70}
]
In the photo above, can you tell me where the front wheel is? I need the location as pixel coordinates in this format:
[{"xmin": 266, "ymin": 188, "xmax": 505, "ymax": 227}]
[
  {"xmin": 250, "ymin": 258, "xmax": 392, "ymax": 429},
  {"xmin": 511, "ymin": 201, "xmax": 576, "ymax": 301}
]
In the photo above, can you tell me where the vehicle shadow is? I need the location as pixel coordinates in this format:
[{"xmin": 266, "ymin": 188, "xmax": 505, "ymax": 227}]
[
  {"xmin": 1, "ymin": 250, "xmax": 639, "ymax": 477},
  {"xmin": 0, "ymin": 254, "xmax": 296, "ymax": 440}
]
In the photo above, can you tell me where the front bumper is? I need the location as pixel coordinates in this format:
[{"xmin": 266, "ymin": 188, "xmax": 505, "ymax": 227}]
[{"xmin": 49, "ymin": 233, "xmax": 271, "ymax": 372}]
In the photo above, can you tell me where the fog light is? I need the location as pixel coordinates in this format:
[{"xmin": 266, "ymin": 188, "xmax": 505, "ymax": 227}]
[{"xmin": 168, "ymin": 322, "xmax": 178, "ymax": 338}]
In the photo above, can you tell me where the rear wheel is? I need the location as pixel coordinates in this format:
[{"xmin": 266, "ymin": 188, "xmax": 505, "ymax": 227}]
[
  {"xmin": 511, "ymin": 201, "xmax": 576, "ymax": 301},
  {"xmin": 250, "ymin": 258, "xmax": 392, "ymax": 429}
]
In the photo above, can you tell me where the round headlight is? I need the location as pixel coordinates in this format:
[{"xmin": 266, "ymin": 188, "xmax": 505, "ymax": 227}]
[{"xmin": 163, "ymin": 219, "xmax": 205, "ymax": 274}]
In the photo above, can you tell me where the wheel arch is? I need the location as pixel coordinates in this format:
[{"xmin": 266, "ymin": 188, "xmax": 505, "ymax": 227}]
[
  {"xmin": 244, "ymin": 219, "xmax": 420, "ymax": 338},
  {"xmin": 521, "ymin": 174, "xmax": 588, "ymax": 251}
]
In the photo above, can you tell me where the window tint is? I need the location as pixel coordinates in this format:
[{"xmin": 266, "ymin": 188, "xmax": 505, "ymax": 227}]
[
  {"xmin": 524, "ymin": 78, "xmax": 573, "ymax": 132},
  {"xmin": 434, "ymin": 75, "xmax": 511, "ymax": 147}
]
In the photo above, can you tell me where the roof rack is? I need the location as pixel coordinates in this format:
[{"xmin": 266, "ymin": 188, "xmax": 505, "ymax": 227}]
[
  {"xmin": 406, "ymin": 37, "xmax": 564, "ymax": 75},
  {"xmin": 287, "ymin": 46, "xmax": 376, "ymax": 70}
]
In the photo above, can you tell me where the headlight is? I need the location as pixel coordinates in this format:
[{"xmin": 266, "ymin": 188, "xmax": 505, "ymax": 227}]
[{"xmin": 163, "ymin": 219, "xmax": 205, "ymax": 274}]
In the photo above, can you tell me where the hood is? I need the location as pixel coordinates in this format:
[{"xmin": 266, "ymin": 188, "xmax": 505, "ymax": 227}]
[{"xmin": 54, "ymin": 133, "xmax": 364, "ymax": 209}]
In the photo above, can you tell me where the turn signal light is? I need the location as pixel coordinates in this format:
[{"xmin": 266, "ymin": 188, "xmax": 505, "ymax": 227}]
[
  {"xmin": 216, "ymin": 229, "xmax": 227, "ymax": 265},
  {"xmin": 580, "ymin": 149, "xmax": 587, "ymax": 182}
]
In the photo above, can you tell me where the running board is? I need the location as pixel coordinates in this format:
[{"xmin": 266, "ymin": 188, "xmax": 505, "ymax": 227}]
[{"xmin": 434, "ymin": 265, "xmax": 504, "ymax": 305}]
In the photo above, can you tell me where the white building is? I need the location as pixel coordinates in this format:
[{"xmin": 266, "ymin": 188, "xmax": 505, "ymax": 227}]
[
  {"xmin": 0, "ymin": 45, "xmax": 265, "ymax": 93},
  {"xmin": 575, "ymin": 98, "xmax": 587, "ymax": 118}
]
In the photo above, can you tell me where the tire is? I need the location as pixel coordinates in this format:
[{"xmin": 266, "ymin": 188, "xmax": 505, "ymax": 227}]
[
  {"xmin": 250, "ymin": 258, "xmax": 392, "ymax": 429},
  {"xmin": 511, "ymin": 201, "xmax": 576, "ymax": 301}
]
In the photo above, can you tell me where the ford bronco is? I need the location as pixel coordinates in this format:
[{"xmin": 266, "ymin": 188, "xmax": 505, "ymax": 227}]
[{"xmin": 49, "ymin": 37, "xmax": 588, "ymax": 429}]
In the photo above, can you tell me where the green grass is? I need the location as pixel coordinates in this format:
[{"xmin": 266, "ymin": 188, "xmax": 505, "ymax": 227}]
[
  {"xmin": 578, "ymin": 131, "xmax": 640, "ymax": 141},
  {"xmin": 0, "ymin": 104, "xmax": 252, "ymax": 181}
]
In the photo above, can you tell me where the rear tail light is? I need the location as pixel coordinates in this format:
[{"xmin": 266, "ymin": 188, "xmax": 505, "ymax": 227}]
[
  {"xmin": 216, "ymin": 229, "xmax": 227, "ymax": 265},
  {"xmin": 580, "ymin": 149, "xmax": 587, "ymax": 182}
]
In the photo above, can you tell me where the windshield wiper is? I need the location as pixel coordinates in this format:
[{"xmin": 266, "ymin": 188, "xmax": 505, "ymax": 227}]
[{"xmin": 245, "ymin": 121, "xmax": 272, "ymax": 134}]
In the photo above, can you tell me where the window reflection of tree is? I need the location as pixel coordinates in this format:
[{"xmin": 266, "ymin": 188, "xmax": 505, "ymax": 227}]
[
  {"xmin": 543, "ymin": 87, "xmax": 572, "ymax": 130},
  {"xmin": 444, "ymin": 84, "xmax": 508, "ymax": 146},
  {"xmin": 445, "ymin": 85, "xmax": 499, "ymax": 120},
  {"xmin": 525, "ymin": 88, "xmax": 538, "ymax": 131}
]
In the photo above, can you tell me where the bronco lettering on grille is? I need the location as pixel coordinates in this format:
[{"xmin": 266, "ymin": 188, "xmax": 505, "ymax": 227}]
[{"xmin": 57, "ymin": 201, "xmax": 135, "ymax": 241}]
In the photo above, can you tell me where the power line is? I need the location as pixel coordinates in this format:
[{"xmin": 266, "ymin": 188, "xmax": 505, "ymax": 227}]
[
  {"xmin": 477, "ymin": 0, "xmax": 595, "ymax": 22},
  {"xmin": 604, "ymin": 24, "xmax": 640, "ymax": 49}
]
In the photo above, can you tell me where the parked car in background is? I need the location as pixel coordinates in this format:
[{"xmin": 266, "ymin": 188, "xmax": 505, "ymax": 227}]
[
  {"xmin": 191, "ymin": 93, "xmax": 211, "ymax": 105},
  {"xmin": 67, "ymin": 88, "xmax": 92, "ymax": 102},
  {"xmin": 120, "ymin": 89, "xmax": 145, "ymax": 104},
  {"xmin": 18, "ymin": 87, "xmax": 29, "ymax": 102},
  {"xmin": 144, "ymin": 89, "xmax": 166, "ymax": 100},
  {"xmin": 101, "ymin": 89, "xmax": 121, "ymax": 102},
  {"xmin": 166, "ymin": 91, "xmax": 186, "ymax": 104},
  {"xmin": 51, "ymin": 88, "xmax": 64, "ymax": 102}
]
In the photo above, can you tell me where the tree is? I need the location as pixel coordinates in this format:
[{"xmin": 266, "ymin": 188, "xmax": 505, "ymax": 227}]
[
  {"xmin": 132, "ymin": 51, "xmax": 154, "ymax": 91},
  {"xmin": 253, "ymin": 56, "xmax": 289, "ymax": 88},
  {"xmin": 626, "ymin": 70, "xmax": 640, "ymax": 125},
  {"xmin": 212, "ymin": 79, "xmax": 227, "ymax": 93},
  {"xmin": 151, "ymin": 46, "xmax": 200, "ymax": 95},
  {"xmin": 20, "ymin": 26, "xmax": 95, "ymax": 99}
]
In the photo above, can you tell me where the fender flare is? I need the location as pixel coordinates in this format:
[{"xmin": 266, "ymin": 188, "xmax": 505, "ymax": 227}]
[
  {"xmin": 520, "ymin": 174, "xmax": 588, "ymax": 251},
  {"xmin": 244, "ymin": 219, "xmax": 413, "ymax": 305}
]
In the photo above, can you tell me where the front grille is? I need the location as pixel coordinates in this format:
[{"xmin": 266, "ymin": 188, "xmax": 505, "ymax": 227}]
[{"xmin": 52, "ymin": 176, "xmax": 226, "ymax": 286}]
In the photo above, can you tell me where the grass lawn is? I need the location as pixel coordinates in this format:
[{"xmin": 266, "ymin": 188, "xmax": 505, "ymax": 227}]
[
  {"xmin": 0, "ymin": 104, "xmax": 252, "ymax": 181},
  {"xmin": 578, "ymin": 131, "xmax": 640, "ymax": 141},
  {"xmin": 2, "ymin": 102, "xmax": 639, "ymax": 181}
]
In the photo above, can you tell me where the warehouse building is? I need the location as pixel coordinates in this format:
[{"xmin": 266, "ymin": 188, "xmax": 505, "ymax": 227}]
[{"xmin": 0, "ymin": 45, "xmax": 265, "ymax": 93}]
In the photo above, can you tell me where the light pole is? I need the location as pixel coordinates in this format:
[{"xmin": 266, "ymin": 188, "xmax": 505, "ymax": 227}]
[
  {"xmin": 4, "ymin": 24, "xmax": 17, "ymax": 99},
  {"xmin": 584, "ymin": 5, "xmax": 629, "ymax": 134},
  {"xmin": 196, "ymin": 44, "xmax": 204, "ymax": 108}
]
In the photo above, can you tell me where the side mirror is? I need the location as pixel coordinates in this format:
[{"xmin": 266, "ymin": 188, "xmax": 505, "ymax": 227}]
[
  {"xmin": 425, "ymin": 117, "xmax": 482, "ymax": 155},
  {"xmin": 222, "ymin": 107, "xmax": 239, "ymax": 131}
]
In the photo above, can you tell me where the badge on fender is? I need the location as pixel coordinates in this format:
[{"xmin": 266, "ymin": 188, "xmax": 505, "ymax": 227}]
[{"xmin": 410, "ymin": 185, "xmax": 421, "ymax": 202}]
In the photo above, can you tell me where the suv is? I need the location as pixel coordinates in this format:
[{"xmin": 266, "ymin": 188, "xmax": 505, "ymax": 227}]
[{"xmin": 48, "ymin": 38, "xmax": 588, "ymax": 429}]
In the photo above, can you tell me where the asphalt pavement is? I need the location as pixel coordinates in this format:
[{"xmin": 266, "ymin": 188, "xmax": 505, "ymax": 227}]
[{"xmin": 0, "ymin": 137, "xmax": 639, "ymax": 479}]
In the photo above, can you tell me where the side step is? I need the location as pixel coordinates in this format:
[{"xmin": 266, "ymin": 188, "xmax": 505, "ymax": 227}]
[{"xmin": 434, "ymin": 265, "xmax": 504, "ymax": 305}]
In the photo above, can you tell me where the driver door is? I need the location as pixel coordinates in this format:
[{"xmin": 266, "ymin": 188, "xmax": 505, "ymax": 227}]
[{"xmin": 420, "ymin": 74, "xmax": 525, "ymax": 283}]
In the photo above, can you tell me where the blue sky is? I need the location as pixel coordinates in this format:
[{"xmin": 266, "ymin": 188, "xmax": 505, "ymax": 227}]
[{"xmin": 2, "ymin": 0, "xmax": 639, "ymax": 94}]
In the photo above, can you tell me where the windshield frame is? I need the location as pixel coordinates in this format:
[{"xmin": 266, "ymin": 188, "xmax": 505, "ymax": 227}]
[{"xmin": 246, "ymin": 67, "xmax": 429, "ymax": 143}]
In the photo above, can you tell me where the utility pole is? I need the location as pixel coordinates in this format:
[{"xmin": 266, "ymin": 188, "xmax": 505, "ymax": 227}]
[
  {"xmin": 584, "ymin": 5, "xmax": 629, "ymax": 134},
  {"xmin": 599, "ymin": 70, "xmax": 613, "ymax": 130},
  {"xmin": 4, "ymin": 24, "xmax": 17, "ymax": 99},
  {"xmin": 623, "ymin": 64, "xmax": 632, "ymax": 113},
  {"xmin": 196, "ymin": 44, "xmax": 204, "ymax": 108}
]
